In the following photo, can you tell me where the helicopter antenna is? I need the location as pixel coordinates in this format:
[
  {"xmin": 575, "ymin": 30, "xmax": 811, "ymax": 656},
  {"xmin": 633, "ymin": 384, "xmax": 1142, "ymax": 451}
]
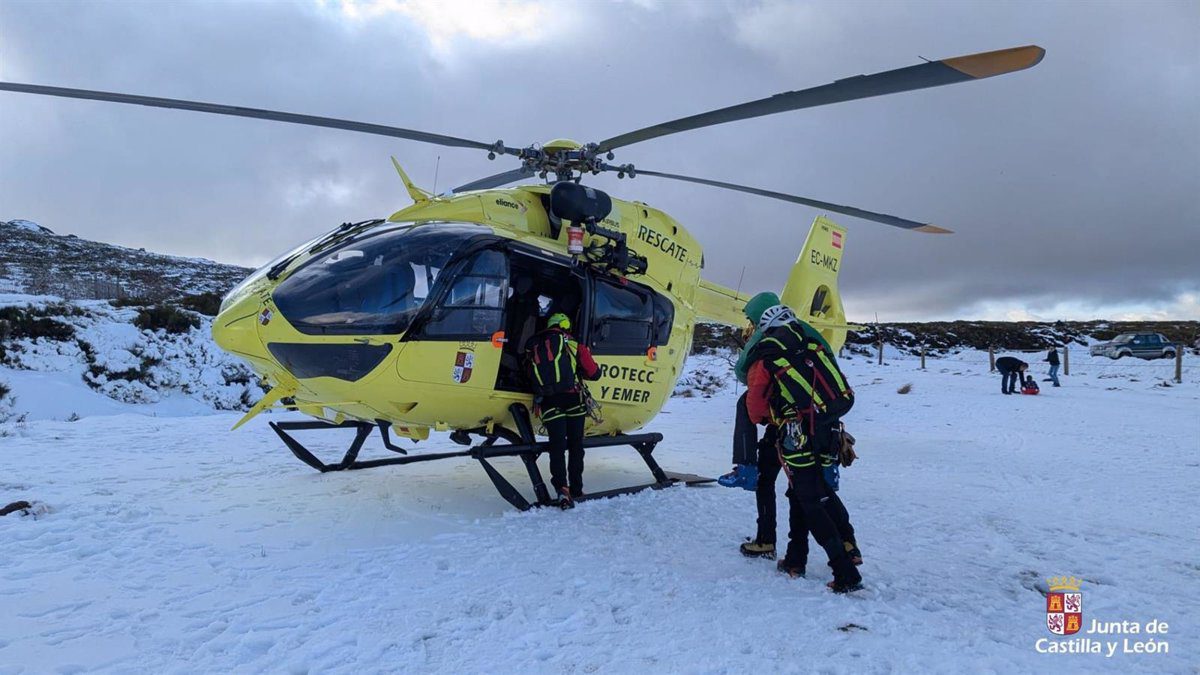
[{"xmin": 433, "ymin": 155, "xmax": 441, "ymax": 194}]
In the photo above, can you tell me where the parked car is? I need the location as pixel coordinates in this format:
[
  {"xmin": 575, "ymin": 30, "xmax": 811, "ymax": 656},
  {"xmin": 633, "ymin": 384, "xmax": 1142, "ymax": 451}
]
[{"xmin": 1089, "ymin": 333, "xmax": 1177, "ymax": 360}]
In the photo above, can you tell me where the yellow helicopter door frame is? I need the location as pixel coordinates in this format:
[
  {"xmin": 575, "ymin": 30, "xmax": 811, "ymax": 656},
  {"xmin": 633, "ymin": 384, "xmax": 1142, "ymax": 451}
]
[
  {"xmin": 494, "ymin": 246, "xmax": 586, "ymax": 394},
  {"xmin": 394, "ymin": 245, "xmax": 510, "ymax": 405},
  {"xmin": 583, "ymin": 272, "xmax": 673, "ymax": 433}
]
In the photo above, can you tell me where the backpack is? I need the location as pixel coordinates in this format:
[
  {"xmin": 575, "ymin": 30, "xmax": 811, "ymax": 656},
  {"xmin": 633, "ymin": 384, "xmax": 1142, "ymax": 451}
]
[
  {"xmin": 526, "ymin": 329, "xmax": 578, "ymax": 396},
  {"xmin": 753, "ymin": 322, "xmax": 855, "ymax": 455}
]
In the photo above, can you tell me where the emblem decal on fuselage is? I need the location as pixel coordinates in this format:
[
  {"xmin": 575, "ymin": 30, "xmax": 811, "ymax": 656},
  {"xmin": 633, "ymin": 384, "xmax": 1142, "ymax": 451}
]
[{"xmin": 453, "ymin": 349, "xmax": 475, "ymax": 383}]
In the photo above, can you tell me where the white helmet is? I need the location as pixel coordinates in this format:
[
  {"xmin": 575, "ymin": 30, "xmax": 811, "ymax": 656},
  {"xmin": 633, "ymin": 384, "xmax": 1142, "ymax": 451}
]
[{"xmin": 757, "ymin": 304, "xmax": 796, "ymax": 330}]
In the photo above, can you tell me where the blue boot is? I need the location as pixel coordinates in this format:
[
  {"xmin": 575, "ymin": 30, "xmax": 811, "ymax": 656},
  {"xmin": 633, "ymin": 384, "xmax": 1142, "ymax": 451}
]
[
  {"xmin": 717, "ymin": 464, "xmax": 759, "ymax": 490},
  {"xmin": 740, "ymin": 464, "xmax": 759, "ymax": 491}
]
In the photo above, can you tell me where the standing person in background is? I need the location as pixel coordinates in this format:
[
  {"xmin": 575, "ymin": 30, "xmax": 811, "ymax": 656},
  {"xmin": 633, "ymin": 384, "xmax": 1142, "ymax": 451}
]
[
  {"xmin": 1044, "ymin": 347, "xmax": 1061, "ymax": 387},
  {"xmin": 995, "ymin": 355, "xmax": 1028, "ymax": 395}
]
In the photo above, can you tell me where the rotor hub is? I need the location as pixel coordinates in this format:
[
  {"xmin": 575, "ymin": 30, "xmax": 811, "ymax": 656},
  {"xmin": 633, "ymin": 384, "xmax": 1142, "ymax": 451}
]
[{"xmin": 492, "ymin": 139, "xmax": 631, "ymax": 183}]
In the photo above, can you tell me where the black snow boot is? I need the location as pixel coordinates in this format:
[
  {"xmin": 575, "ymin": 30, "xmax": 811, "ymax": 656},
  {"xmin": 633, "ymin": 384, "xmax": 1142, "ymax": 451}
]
[
  {"xmin": 819, "ymin": 538, "xmax": 863, "ymax": 593},
  {"xmin": 555, "ymin": 486, "xmax": 575, "ymax": 510},
  {"xmin": 844, "ymin": 541, "xmax": 863, "ymax": 566},
  {"xmin": 826, "ymin": 559, "xmax": 863, "ymax": 593},
  {"xmin": 776, "ymin": 558, "xmax": 806, "ymax": 578}
]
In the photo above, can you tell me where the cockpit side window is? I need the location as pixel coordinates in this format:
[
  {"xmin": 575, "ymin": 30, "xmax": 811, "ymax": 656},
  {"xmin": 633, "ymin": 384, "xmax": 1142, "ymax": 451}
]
[{"xmin": 420, "ymin": 249, "xmax": 508, "ymax": 339}]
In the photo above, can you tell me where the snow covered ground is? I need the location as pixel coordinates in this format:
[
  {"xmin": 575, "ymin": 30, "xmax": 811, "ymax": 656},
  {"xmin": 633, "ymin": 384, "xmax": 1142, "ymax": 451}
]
[{"xmin": 1, "ymin": 353, "xmax": 1197, "ymax": 673}]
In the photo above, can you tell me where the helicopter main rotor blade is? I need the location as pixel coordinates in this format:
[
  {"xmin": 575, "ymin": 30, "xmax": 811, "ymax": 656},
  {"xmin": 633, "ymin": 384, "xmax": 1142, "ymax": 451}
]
[
  {"xmin": 452, "ymin": 166, "xmax": 535, "ymax": 193},
  {"xmin": 597, "ymin": 45, "xmax": 1044, "ymax": 152},
  {"xmin": 0, "ymin": 81, "xmax": 519, "ymax": 154},
  {"xmin": 603, "ymin": 165, "xmax": 950, "ymax": 233}
]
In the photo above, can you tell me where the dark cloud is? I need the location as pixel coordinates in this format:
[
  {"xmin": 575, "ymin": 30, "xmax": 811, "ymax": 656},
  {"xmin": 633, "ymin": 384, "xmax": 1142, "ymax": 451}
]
[{"xmin": 1, "ymin": 0, "xmax": 1196, "ymax": 320}]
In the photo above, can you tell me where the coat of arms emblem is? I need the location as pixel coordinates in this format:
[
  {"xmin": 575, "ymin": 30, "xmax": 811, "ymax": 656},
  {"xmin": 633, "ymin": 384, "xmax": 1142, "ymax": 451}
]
[
  {"xmin": 1046, "ymin": 576, "xmax": 1083, "ymax": 635},
  {"xmin": 453, "ymin": 350, "xmax": 474, "ymax": 384}
]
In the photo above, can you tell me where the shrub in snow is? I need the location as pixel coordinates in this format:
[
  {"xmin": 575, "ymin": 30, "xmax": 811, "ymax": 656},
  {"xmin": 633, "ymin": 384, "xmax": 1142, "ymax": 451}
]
[
  {"xmin": 692, "ymin": 323, "xmax": 742, "ymax": 355},
  {"xmin": 897, "ymin": 383, "xmax": 913, "ymax": 394},
  {"xmin": 0, "ymin": 304, "xmax": 82, "ymax": 364},
  {"xmin": 674, "ymin": 354, "xmax": 735, "ymax": 398},
  {"xmin": 109, "ymin": 297, "xmax": 155, "ymax": 309},
  {"xmin": 177, "ymin": 292, "xmax": 223, "ymax": 316},
  {"xmin": 2, "ymin": 297, "xmax": 263, "ymax": 412},
  {"xmin": 0, "ymin": 305, "xmax": 77, "ymax": 342},
  {"xmin": 0, "ymin": 377, "xmax": 25, "ymax": 434},
  {"xmin": 134, "ymin": 305, "xmax": 200, "ymax": 334},
  {"xmin": 0, "ymin": 378, "xmax": 14, "ymax": 420}
]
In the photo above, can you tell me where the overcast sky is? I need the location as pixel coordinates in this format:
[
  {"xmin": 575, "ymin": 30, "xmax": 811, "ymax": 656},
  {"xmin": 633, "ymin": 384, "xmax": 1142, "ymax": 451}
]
[{"xmin": 1, "ymin": 0, "xmax": 1197, "ymax": 321}]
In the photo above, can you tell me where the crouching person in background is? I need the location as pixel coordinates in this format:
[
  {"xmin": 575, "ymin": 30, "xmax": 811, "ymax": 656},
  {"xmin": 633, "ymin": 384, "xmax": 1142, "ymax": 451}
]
[{"xmin": 995, "ymin": 355, "xmax": 1028, "ymax": 395}]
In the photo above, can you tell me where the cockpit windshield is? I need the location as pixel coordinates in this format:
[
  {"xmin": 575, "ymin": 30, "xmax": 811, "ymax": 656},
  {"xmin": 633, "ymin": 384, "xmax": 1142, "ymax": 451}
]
[{"xmin": 273, "ymin": 223, "xmax": 484, "ymax": 335}]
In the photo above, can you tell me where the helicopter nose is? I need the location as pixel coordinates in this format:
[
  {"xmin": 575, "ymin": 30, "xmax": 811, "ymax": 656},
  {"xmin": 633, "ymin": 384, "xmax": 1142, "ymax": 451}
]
[{"xmin": 212, "ymin": 295, "xmax": 275, "ymax": 372}]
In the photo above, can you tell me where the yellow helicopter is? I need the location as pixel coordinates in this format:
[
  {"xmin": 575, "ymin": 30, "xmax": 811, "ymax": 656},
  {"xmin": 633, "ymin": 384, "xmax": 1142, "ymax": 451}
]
[{"xmin": 0, "ymin": 45, "xmax": 1044, "ymax": 509}]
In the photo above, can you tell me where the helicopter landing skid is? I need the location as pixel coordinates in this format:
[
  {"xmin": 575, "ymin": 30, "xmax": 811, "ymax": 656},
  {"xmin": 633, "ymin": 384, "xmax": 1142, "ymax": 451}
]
[{"xmin": 267, "ymin": 414, "xmax": 713, "ymax": 511}]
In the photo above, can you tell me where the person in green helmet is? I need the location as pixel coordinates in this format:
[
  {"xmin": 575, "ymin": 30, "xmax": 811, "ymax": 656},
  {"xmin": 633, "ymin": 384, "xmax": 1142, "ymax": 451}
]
[
  {"xmin": 729, "ymin": 292, "xmax": 862, "ymax": 587},
  {"xmin": 726, "ymin": 292, "xmax": 823, "ymax": 556},
  {"xmin": 525, "ymin": 312, "xmax": 600, "ymax": 507},
  {"xmin": 724, "ymin": 291, "xmax": 830, "ymax": 492},
  {"xmin": 741, "ymin": 293, "xmax": 863, "ymax": 592}
]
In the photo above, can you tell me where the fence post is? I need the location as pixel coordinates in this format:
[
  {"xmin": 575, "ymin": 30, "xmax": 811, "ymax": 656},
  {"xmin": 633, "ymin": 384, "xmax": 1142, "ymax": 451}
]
[
  {"xmin": 920, "ymin": 344, "xmax": 926, "ymax": 370},
  {"xmin": 1063, "ymin": 344, "xmax": 1070, "ymax": 376},
  {"xmin": 877, "ymin": 339, "xmax": 884, "ymax": 365},
  {"xmin": 1177, "ymin": 347, "xmax": 1184, "ymax": 384},
  {"xmin": 988, "ymin": 345, "xmax": 995, "ymax": 372}
]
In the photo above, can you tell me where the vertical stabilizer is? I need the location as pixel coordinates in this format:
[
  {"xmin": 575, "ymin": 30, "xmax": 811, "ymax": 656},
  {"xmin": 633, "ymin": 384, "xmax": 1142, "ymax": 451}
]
[
  {"xmin": 780, "ymin": 216, "xmax": 849, "ymax": 351},
  {"xmin": 391, "ymin": 156, "xmax": 432, "ymax": 203}
]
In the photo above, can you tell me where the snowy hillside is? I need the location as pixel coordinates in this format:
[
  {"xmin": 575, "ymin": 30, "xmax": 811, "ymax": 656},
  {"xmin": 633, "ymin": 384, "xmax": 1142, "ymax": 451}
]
[
  {"xmin": 0, "ymin": 219, "xmax": 248, "ymax": 300},
  {"xmin": 1, "ymin": 220, "xmax": 261, "ymax": 424},
  {"xmin": 2, "ymin": 351, "xmax": 1197, "ymax": 672},
  {"xmin": 0, "ymin": 295, "xmax": 261, "ymax": 428}
]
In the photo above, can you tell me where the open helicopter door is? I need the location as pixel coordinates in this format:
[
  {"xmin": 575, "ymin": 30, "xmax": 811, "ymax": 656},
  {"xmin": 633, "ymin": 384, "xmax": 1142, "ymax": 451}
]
[
  {"xmin": 495, "ymin": 248, "xmax": 585, "ymax": 393},
  {"xmin": 780, "ymin": 216, "xmax": 850, "ymax": 352}
]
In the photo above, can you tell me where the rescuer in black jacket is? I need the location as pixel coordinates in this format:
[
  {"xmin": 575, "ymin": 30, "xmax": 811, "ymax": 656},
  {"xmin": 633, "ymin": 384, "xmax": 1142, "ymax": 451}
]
[{"xmin": 995, "ymin": 356, "xmax": 1028, "ymax": 395}]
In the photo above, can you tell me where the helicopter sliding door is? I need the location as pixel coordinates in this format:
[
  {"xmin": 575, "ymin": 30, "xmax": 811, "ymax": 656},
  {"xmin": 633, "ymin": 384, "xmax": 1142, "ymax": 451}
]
[{"xmin": 586, "ymin": 275, "xmax": 675, "ymax": 429}]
